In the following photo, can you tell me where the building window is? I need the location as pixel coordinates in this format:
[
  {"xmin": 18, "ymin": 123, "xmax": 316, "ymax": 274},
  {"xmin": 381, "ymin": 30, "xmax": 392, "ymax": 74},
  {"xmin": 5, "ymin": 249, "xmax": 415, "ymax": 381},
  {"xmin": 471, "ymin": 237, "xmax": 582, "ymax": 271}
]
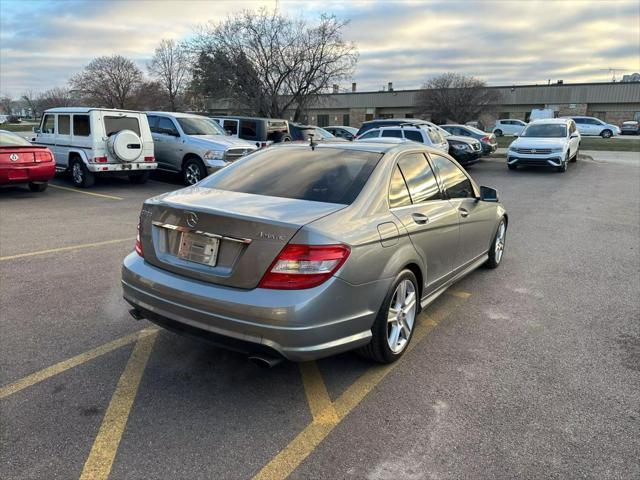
[
  {"xmin": 342, "ymin": 114, "xmax": 350, "ymax": 126},
  {"xmin": 317, "ymin": 114, "xmax": 329, "ymax": 127},
  {"xmin": 378, "ymin": 113, "xmax": 394, "ymax": 119},
  {"xmin": 405, "ymin": 113, "xmax": 414, "ymax": 118}
]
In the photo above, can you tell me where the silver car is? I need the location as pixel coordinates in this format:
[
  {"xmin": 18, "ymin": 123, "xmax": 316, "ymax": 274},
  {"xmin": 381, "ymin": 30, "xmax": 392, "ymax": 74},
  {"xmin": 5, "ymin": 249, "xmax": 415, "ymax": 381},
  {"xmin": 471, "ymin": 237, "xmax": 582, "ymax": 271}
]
[
  {"xmin": 122, "ymin": 142, "xmax": 507, "ymax": 363},
  {"xmin": 146, "ymin": 112, "xmax": 257, "ymax": 185}
]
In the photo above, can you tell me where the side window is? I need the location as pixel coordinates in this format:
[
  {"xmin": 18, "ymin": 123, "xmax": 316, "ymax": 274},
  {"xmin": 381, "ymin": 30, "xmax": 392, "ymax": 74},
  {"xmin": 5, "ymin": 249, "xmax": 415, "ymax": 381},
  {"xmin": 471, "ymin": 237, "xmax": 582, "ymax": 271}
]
[
  {"xmin": 147, "ymin": 115, "xmax": 159, "ymax": 132},
  {"xmin": 58, "ymin": 115, "xmax": 70, "ymax": 135},
  {"xmin": 397, "ymin": 153, "xmax": 441, "ymax": 203},
  {"xmin": 403, "ymin": 130, "xmax": 423, "ymax": 142},
  {"xmin": 427, "ymin": 128, "xmax": 442, "ymax": 144},
  {"xmin": 41, "ymin": 114, "xmax": 55, "ymax": 134},
  {"xmin": 388, "ymin": 165, "xmax": 412, "ymax": 208},
  {"xmin": 359, "ymin": 130, "xmax": 380, "ymax": 139},
  {"xmin": 460, "ymin": 128, "xmax": 471, "ymax": 136},
  {"xmin": 240, "ymin": 120, "xmax": 258, "ymax": 139},
  {"xmin": 223, "ymin": 119, "xmax": 238, "ymax": 135},
  {"xmin": 73, "ymin": 115, "xmax": 91, "ymax": 136},
  {"xmin": 381, "ymin": 129, "xmax": 402, "ymax": 138},
  {"xmin": 157, "ymin": 117, "xmax": 178, "ymax": 136},
  {"xmin": 430, "ymin": 154, "xmax": 475, "ymax": 199}
]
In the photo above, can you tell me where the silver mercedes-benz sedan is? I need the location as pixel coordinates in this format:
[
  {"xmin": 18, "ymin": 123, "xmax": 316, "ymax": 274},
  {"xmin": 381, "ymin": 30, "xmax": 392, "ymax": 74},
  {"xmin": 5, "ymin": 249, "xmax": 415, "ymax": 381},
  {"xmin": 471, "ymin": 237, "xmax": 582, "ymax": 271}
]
[{"xmin": 122, "ymin": 142, "xmax": 507, "ymax": 363}]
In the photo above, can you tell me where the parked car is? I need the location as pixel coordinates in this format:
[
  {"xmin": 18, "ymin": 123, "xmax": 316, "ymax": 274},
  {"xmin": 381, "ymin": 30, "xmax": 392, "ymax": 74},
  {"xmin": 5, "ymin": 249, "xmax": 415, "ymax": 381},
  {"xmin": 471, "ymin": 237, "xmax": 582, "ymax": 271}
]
[
  {"xmin": 324, "ymin": 126, "xmax": 359, "ymax": 140},
  {"xmin": 32, "ymin": 108, "xmax": 156, "ymax": 188},
  {"xmin": 0, "ymin": 130, "xmax": 55, "ymax": 192},
  {"xmin": 435, "ymin": 127, "xmax": 483, "ymax": 165},
  {"xmin": 440, "ymin": 124, "xmax": 498, "ymax": 155},
  {"xmin": 289, "ymin": 123, "xmax": 346, "ymax": 142},
  {"xmin": 621, "ymin": 120, "xmax": 640, "ymax": 135},
  {"xmin": 146, "ymin": 112, "xmax": 257, "ymax": 186},
  {"xmin": 212, "ymin": 116, "xmax": 291, "ymax": 147},
  {"xmin": 356, "ymin": 125, "xmax": 449, "ymax": 154},
  {"xmin": 355, "ymin": 118, "xmax": 433, "ymax": 137},
  {"xmin": 568, "ymin": 116, "xmax": 620, "ymax": 138},
  {"xmin": 506, "ymin": 118, "xmax": 580, "ymax": 172},
  {"xmin": 465, "ymin": 120, "xmax": 486, "ymax": 131},
  {"xmin": 529, "ymin": 108, "xmax": 555, "ymax": 121},
  {"xmin": 0, "ymin": 115, "xmax": 8, "ymax": 125},
  {"xmin": 122, "ymin": 141, "xmax": 507, "ymax": 364},
  {"xmin": 7, "ymin": 115, "xmax": 22, "ymax": 123},
  {"xmin": 492, "ymin": 119, "xmax": 527, "ymax": 137}
]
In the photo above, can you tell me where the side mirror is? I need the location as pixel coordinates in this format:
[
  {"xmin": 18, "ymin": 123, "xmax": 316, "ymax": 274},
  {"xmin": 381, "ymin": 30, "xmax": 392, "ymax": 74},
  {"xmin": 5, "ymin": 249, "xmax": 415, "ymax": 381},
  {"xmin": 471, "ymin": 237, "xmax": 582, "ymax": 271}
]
[
  {"xmin": 32, "ymin": 127, "xmax": 41, "ymax": 134},
  {"xmin": 480, "ymin": 186, "xmax": 499, "ymax": 202}
]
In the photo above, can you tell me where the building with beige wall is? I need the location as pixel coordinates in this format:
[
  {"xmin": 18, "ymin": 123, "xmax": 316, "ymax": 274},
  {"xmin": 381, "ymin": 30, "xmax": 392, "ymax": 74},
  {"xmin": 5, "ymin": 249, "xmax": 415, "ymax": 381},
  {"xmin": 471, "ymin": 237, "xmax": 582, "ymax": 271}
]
[{"xmin": 205, "ymin": 81, "xmax": 640, "ymax": 129}]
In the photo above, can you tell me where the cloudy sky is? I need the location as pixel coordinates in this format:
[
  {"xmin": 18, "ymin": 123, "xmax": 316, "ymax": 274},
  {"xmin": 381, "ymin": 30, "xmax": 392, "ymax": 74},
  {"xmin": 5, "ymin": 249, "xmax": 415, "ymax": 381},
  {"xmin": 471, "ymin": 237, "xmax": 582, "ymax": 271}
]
[{"xmin": 1, "ymin": 0, "xmax": 639, "ymax": 97}]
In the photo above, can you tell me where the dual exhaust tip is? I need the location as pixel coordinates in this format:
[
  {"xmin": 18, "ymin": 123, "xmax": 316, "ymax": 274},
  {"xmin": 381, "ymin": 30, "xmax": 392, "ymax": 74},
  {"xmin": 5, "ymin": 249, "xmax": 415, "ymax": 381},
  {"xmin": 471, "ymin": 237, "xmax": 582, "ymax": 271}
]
[{"xmin": 129, "ymin": 308, "xmax": 283, "ymax": 368}]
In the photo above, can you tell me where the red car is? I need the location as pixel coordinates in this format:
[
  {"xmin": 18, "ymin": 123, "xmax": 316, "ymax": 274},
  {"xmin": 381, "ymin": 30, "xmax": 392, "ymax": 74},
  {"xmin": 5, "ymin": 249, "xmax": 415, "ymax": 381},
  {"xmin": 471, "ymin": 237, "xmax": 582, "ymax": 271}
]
[{"xmin": 0, "ymin": 130, "xmax": 55, "ymax": 192}]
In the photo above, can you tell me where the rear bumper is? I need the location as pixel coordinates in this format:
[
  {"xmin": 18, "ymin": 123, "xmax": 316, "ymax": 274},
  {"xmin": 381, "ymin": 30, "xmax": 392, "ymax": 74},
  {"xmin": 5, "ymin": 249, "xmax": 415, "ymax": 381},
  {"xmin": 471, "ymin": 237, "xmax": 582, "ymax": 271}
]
[
  {"xmin": 0, "ymin": 163, "xmax": 55, "ymax": 184},
  {"xmin": 482, "ymin": 143, "xmax": 498, "ymax": 155},
  {"xmin": 121, "ymin": 252, "xmax": 390, "ymax": 361},
  {"xmin": 87, "ymin": 162, "xmax": 157, "ymax": 173}
]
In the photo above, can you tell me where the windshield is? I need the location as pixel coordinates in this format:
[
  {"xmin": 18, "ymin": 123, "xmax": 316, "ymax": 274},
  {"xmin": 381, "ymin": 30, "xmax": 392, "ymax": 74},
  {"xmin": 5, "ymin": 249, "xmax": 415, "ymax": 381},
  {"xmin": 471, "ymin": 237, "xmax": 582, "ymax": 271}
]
[
  {"xmin": 0, "ymin": 131, "xmax": 31, "ymax": 146},
  {"xmin": 201, "ymin": 147, "xmax": 382, "ymax": 204},
  {"xmin": 434, "ymin": 125, "xmax": 451, "ymax": 137},
  {"xmin": 521, "ymin": 124, "xmax": 567, "ymax": 138},
  {"xmin": 177, "ymin": 117, "xmax": 226, "ymax": 136},
  {"xmin": 314, "ymin": 128, "xmax": 335, "ymax": 139}
]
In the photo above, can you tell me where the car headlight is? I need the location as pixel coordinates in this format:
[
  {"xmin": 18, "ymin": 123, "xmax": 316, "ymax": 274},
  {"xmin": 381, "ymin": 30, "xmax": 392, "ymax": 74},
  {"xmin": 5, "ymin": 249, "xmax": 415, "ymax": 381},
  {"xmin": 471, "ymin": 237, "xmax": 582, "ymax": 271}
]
[
  {"xmin": 508, "ymin": 144, "xmax": 517, "ymax": 151},
  {"xmin": 452, "ymin": 143, "xmax": 469, "ymax": 150},
  {"xmin": 549, "ymin": 147, "xmax": 563, "ymax": 152},
  {"xmin": 203, "ymin": 150, "xmax": 224, "ymax": 160}
]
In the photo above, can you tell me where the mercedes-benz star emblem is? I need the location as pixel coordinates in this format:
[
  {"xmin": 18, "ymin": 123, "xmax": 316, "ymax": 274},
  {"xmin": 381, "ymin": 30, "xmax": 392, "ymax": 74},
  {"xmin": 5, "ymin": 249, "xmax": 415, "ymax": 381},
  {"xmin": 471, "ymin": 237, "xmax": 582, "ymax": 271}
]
[
  {"xmin": 9, "ymin": 153, "xmax": 19, "ymax": 162},
  {"xmin": 186, "ymin": 212, "xmax": 198, "ymax": 228}
]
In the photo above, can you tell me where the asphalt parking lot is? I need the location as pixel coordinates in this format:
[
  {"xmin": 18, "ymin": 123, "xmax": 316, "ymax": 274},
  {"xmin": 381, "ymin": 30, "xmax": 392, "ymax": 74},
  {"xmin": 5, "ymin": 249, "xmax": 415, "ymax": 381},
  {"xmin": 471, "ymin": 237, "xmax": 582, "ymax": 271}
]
[{"xmin": 1, "ymin": 154, "xmax": 639, "ymax": 480}]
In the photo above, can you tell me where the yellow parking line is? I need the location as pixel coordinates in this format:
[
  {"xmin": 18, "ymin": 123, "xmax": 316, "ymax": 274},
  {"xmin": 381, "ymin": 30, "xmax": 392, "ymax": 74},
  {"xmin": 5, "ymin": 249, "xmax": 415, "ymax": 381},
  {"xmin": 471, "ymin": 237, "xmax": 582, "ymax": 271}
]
[
  {"xmin": 299, "ymin": 362, "xmax": 338, "ymax": 424},
  {"xmin": 49, "ymin": 183, "xmax": 124, "ymax": 200},
  {"xmin": 79, "ymin": 331, "xmax": 158, "ymax": 480},
  {"xmin": 0, "ymin": 328, "xmax": 157, "ymax": 399},
  {"xmin": 447, "ymin": 290, "xmax": 472, "ymax": 299},
  {"xmin": 0, "ymin": 238, "xmax": 135, "ymax": 261}
]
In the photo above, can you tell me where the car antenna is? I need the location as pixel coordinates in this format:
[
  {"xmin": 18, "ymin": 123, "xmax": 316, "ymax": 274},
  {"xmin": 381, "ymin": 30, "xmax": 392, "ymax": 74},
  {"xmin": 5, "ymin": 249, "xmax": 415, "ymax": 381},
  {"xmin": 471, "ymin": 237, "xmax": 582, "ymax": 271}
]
[{"xmin": 309, "ymin": 133, "xmax": 317, "ymax": 151}]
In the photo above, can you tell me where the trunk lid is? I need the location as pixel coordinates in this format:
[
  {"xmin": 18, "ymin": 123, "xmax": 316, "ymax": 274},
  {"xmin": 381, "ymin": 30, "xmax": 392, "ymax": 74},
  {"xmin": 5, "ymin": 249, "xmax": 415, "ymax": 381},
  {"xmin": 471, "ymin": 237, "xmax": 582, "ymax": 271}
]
[
  {"xmin": 0, "ymin": 146, "xmax": 49, "ymax": 164},
  {"xmin": 140, "ymin": 187, "xmax": 345, "ymax": 289}
]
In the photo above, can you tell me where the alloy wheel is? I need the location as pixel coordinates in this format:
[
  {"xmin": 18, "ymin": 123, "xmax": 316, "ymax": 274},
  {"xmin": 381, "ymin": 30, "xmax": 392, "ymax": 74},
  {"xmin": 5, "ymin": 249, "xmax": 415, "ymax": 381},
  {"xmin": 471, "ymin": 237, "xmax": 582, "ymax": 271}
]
[
  {"xmin": 72, "ymin": 163, "xmax": 83, "ymax": 184},
  {"xmin": 495, "ymin": 221, "xmax": 506, "ymax": 264},
  {"xmin": 185, "ymin": 164, "xmax": 201, "ymax": 185},
  {"xmin": 387, "ymin": 279, "xmax": 417, "ymax": 354}
]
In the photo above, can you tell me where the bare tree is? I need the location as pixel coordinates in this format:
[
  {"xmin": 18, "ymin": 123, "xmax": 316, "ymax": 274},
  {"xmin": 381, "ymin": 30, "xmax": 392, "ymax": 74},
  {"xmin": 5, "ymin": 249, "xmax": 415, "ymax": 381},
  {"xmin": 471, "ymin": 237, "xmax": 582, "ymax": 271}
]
[
  {"xmin": 0, "ymin": 95, "xmax": 14, "ymax": 115},
  {"xmin": 21, "ymin": 90, "xmax": 39, "ymax": 118},
  {"xmin": 416, "ymin": 73, "xmax": 501, "ymax": 124},
  {"xmin": 69, "ymin": 55, "xmax": 144, "ymax": 108},
  {"xmin": 189, "ymin": 9, "xmax": 357, "ymax": 119},
  {"xmin": 36, "ymin": 87, "xmax": 78, "ymax": 111},
  {"xmin": 148, "ymin": 39, "xmax": 190, "ymax": 111}
]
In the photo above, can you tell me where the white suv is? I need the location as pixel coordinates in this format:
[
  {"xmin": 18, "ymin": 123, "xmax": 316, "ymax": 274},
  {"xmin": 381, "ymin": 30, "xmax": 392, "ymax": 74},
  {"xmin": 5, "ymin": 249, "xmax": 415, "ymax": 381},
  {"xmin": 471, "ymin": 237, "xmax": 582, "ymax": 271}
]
[
  {"xmin": 506, "ymin": 118, "xmax": 580, "ymax": 173},
  {"xmin": 356, "ymin": 125, "xmax": 449, "ymax": 153},
  {"xmin": 493, "ymin": 119, "xmax": 527, "ymax": 137},
  {"xmin": 33, "ymin": 108, "xmax": 156, "ymax": 187},
  {"xmin": 568, "ymin": 116, "xmax": 620, "ymax": 138}
]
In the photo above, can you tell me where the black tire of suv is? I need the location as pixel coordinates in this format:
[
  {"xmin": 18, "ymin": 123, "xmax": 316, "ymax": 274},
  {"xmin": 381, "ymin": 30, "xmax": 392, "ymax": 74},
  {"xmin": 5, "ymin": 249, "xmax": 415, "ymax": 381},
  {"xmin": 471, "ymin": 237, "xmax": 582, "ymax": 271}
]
[
  {"xmin": 508, "ymin": 164, "xmax": 517, "ymax": 170},
  {"xmin": 28, "ymin": 182, "xmax": 48, "ymax": 192},
  {"xmin": 129, "ymin": 171, "xmax": 150, "ymax": 184},
  {"xmin": 358, "ymin": 269, "xmax": 418, "ymax": 364},
  {"xmin": 600, "ymin": 129, "xmax": 612, "ymax": 138},
  {"xmin": 70, "ymin": 159, "xmax": 95, "ymax": 188},
  {"xmin": 494, "ymin": 129, "xmax": 503, "ymax": 137},
  {"xmin": 557, "ymin": 154, "xmax": 569, "ymax": 173},
  {"xmin": 182, "ymin": 157, "xmax": 207, "ymax": 186}
]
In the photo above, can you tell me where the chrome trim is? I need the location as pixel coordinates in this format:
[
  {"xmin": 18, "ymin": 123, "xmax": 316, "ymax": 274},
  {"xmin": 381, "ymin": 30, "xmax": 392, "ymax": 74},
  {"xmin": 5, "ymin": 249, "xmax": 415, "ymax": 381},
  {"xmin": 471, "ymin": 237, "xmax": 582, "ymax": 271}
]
[{"xmin": 152, "ymin": 221, "xmax": 252, "ymax": 244}]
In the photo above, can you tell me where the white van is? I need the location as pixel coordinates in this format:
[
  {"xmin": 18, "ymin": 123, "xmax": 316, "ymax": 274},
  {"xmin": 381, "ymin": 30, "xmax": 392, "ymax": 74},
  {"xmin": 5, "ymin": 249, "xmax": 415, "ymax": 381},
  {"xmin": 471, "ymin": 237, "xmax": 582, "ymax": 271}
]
[{"xmin": 33, "ymin": 108, "xmax": 156, "ymax": 187}]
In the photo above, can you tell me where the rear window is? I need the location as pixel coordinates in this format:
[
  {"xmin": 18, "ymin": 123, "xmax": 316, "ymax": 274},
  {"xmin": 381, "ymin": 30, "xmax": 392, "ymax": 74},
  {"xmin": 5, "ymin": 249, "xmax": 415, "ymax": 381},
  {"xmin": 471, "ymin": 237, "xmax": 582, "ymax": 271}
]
[
  {"xmin": 201, "ymin": 147, "xmax": 382, "ymax": 205},
  {"xmin": 0, "ymin": 131, "xmax": 31, "ymax": 146},
  {"xmin": 104, "ymin": 116, "xmax": 140, "ymax": 136}
]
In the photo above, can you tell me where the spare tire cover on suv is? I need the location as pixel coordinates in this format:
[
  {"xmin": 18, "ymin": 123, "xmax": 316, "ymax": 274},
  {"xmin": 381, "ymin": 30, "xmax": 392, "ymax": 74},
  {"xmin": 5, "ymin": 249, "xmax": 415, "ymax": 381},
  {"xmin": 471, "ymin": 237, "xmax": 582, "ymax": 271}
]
[{"xmin": 107, "ymin": 129, "xmax": 143, "ymax": 162}]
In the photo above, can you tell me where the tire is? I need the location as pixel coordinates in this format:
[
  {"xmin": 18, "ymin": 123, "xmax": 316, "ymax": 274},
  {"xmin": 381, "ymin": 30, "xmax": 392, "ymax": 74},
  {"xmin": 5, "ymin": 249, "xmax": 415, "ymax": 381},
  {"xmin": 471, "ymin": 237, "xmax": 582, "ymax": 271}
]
[
  {"xmin": 508, "ymin": 164, "xmax": 517, "ymax": 170},
  {"xmin": 556, "ymin": 154, "xmax": 568, "ymax": 173},
  {"xmin": 129, "ymin": 171, "xmax": 150, "ymax": 184},
  {"xmin": 70, "ymin": 159, "xmax": 95, "ymax": 188},
  {"xmin": 182, "ymin": 157, "xmax": 206, "ymax": 185},
  {"xmin": 358, "ymin": 270, "xmax": 419, "ymax": 364},
  {"xmin": 28, "ymin": 181, "xmax": 48, "ymax": 192},
  {"xmin": 494, "ymin": 129, "xmax": 503, "ymax": 137},
  {"xmin": 484, "ymin": 218, "xmax": 507, "ymax": 269},
  {"xmin": 600, "ymin": 129, "xmax": 612, "ymax": 138}
]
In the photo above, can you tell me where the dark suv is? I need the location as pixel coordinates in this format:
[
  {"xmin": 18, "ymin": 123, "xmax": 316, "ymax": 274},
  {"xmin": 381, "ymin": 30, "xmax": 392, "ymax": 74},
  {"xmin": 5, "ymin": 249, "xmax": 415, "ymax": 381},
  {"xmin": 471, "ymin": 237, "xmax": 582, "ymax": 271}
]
[
  {"xmin": 356, "ymin": 118, "xmax": 433, "ymax": 137},
  {"xmin": 212, "ymin": 116, "xmax": 291, "ymax": 147}
]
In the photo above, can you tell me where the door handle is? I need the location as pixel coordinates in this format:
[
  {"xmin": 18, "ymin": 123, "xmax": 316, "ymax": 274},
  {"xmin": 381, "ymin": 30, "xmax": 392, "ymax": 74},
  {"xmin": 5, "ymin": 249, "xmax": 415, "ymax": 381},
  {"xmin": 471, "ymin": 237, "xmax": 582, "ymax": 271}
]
[
  {"xmin": 459, "ymin": 208, "xmax": 469, "ymax": 218},
  {"xmin": 412, "ymin": 213, "xmax": 429, "ymax": 224}
]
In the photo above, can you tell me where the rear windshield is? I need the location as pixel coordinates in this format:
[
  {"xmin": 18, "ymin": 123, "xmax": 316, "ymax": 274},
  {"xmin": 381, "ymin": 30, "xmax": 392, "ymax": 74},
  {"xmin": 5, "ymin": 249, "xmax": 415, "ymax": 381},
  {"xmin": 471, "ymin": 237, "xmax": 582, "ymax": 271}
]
[
  {"xmin": 104, "ymin": 116, "xmax": 141, "ymax": 136},
  {"xmin": 201, "ymin": 147, "xmax": 382, "ymax": 205},
  {"xmin": 0, "ymin": 131, "xmax": 31, "ymax": 146}
]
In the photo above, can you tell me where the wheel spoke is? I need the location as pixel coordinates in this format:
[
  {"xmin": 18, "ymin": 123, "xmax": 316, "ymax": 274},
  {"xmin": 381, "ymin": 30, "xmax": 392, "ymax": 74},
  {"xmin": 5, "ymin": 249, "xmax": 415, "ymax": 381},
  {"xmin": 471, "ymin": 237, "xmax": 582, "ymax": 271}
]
[
  {"xmin": 387, "ymin": 308, "xmax": 399, "ymax": 323},
  {"xmin": 388, "ymin": 324, "xmax": 400, "ymax": 348}
]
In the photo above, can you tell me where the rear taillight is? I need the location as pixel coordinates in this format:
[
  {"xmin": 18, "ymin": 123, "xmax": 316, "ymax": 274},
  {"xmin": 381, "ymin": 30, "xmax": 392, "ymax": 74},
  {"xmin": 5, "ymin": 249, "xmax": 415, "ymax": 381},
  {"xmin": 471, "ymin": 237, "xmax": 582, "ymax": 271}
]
[
  {"xmin": 259, "ymin": 244, "xmax": 350, "ymax": 290},
  {"xmin": 135, "ymin": 223, "xmax": 144, "ymax": 257},
  {"xmin": 481, "ymin": 136, "xmax": 490, "ymax": 143},
  {"xmin": 93, "ymin": 156, "xmax": 108, "ymax": 163},
  {"xmin": 144, "ymin": 156, "xmax": 155, "ymax": 162},
  {"xmin": 34, "ymin": 150, "xmax": 52, "ymax": 162}
]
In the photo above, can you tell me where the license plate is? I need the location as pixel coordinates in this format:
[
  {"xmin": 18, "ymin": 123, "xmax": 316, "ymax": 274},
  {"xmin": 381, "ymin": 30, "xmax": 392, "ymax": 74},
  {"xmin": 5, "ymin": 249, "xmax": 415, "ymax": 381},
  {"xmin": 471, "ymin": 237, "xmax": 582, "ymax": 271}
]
[{"xmin": 177, "ymin": 232, "xmax": 219, "ymax": 266}]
